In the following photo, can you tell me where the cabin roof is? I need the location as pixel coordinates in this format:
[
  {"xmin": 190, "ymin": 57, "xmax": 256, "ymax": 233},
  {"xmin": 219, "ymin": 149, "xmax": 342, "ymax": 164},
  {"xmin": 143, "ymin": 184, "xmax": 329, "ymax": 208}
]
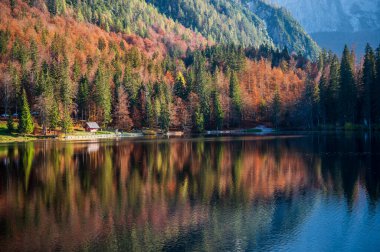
[{"xmin": 85, "ymin": 122, "xmax": 100, "ymax": 129}]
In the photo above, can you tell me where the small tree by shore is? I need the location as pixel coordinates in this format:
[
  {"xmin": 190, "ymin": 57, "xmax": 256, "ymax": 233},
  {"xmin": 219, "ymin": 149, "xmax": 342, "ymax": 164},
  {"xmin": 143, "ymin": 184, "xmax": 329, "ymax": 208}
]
[
  {"xmin": 18, "ymin": 89, "xmax": 34, "ymax": 135},
  {"xmin": 7, "ymin": 116, "xmax": 14, "ymax": 132}
]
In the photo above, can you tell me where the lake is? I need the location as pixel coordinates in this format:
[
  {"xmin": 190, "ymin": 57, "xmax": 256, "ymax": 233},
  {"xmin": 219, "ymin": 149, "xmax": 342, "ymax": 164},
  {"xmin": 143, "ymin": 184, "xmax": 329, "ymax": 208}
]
[{"xmin": 1, "ymin": 133, "xmax": 380, "ymax": 251}]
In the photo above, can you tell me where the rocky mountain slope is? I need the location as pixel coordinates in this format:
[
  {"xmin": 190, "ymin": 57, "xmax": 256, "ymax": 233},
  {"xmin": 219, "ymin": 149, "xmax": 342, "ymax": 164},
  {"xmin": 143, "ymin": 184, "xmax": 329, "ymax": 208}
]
[
  {"xmin": 263, "ymin": 0, "xmax": 380, "ymax": 55},
  {"xmin": 145, "ymin": 0, "xmax": 320, "ymax": 58},
  {"xmin": 267, "ymin": 0, "xmax": 380, "ymax": 33}
]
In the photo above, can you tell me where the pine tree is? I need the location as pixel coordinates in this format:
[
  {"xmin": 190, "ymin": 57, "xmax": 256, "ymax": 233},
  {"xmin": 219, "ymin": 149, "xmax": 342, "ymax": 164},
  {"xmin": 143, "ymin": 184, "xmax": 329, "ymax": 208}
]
[
  {"xmin": 59, "ymin": 55, "xmax": 73, "ymax": 132},
  {"xmin": 229, "ymin": 71, "xmax": 242, "ymax": 127},
  {"xmin": 145, "ymin": 96, "xmax": 155, "ymax": 128},
  {"xmin": 312, "ymin": 80, "xmax": 321, "ymax": 127},
  {"xmin": 327, "ymin": 55, "xmax": 340, "ymax": 124},
  {"xmin": 7, "ymin": 116, "xmax": 14, "ymax": 133},
  {"xmin": 362, "ymin": 44, "xmax": 376, "ymax": 127},
  {"xmin": 18, "ymin": 89, "xmax": 34, "ymax": 134},
  {"xmin": 374, "ymin": 45, "xmax": 380, "ymax": 124},
  {"xmin": 49, "ymin": 101, "xmax": 60, "ymax": 132},
  {"xmin": 174, "ymin": 71, "xmax": 187, "ymax": 99},
  {"xmin": 159, "ymin": 104, "xmax": 170, "ymax": 132},
  {"xmin": 339, "ymin": 45, "xmax": 356, "ymax": 124},
  {"xmin": 159, "ymin": 84, "xmax": 171, "ymax": 132},
  {"xmin": 213, "ymin": 91, "xmax": 224, "ymax": 130},
  {"xmin": 77, "ymin": 75, "xmax": 90, "ymax": 120},
  {"xmin": 194, "ymin": 106, "xmax": 204, "ymax": 132},
  {"xmin": 272, "ymin": 86, "xmax": 281, "ymax": 128},
  {"xmin": 94, "ymin": 62, "xmax": 112, "ymax": 126},
  {"xmin": 0, "ymin": 29, "xmax": 10, "ymax": 56},
  {"xmin": 61, "ymin": 110, "xmax": 73, "ymax": 133}
]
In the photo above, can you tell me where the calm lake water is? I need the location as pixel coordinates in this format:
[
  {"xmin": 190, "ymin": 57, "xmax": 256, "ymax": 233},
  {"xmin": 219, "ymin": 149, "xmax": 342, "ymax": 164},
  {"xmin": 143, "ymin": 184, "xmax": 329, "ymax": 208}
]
[{"xmin": 1, "ymin": 133, "xmax": 380, "ymax": 251}]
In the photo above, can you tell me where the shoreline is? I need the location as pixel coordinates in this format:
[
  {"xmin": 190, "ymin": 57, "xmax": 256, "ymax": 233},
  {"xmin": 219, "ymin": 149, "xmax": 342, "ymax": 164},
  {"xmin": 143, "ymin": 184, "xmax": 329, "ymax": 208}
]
[{"xmin": 1, "ymin": 127, "xmax": 379, "ymax": 144}]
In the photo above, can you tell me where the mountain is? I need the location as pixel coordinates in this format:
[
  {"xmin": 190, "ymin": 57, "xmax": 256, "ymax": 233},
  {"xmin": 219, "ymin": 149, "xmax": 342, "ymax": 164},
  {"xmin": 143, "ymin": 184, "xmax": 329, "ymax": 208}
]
[
  {"xmin": 243, "ymin": 0, "xmax": 320, "ymax": 59},
  {"xmin": 143, "ymin": 0, "xmax": 320, "ymax": 59},
  {"xmin": 265, "ymin": 0, "xmax": 380, "ymax": 55}
]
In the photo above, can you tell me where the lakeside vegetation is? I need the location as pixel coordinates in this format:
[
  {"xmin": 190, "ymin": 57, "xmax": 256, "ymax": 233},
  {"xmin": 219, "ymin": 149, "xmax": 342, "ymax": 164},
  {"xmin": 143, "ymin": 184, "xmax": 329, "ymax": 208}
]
[{"xmin": 0, "ymin": 0, "xmax": 380, "ymax": 143}]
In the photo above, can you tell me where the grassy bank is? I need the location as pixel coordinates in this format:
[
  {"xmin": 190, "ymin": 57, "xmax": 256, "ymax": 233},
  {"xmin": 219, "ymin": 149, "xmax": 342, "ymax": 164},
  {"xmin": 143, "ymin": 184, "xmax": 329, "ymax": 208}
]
[{"xmin": 0, "ymin": 122, "xmax": 37, "ymax": 143}]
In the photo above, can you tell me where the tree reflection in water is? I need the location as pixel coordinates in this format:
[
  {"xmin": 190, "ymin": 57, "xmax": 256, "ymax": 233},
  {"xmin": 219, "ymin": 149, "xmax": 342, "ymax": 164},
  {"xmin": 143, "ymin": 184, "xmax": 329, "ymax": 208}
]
[{"xmin": 0, "ymin": 134, "xmax": 379, "ymax": 251}]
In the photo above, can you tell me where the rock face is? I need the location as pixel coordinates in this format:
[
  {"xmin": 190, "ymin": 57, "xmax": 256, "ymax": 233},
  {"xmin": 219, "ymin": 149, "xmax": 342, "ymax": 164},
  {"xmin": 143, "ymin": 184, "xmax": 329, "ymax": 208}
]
[
  {"xmin": 263, "ymin": 0, "xmax": 380, "ymax": 55},
  {"xmin": 146, "ymin": 0, "xmax": 320, "ymax": 59},
  {"xmin": 267, "ymin": 0, "xmax": 380, "ymax": 33}
]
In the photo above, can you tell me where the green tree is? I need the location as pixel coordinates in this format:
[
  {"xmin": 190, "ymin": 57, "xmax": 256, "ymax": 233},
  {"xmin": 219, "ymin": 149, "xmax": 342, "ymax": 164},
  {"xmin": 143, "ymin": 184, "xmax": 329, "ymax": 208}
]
[
  {"xmin": 49, "ymin": 101, "xmax": 60, "ymax": 132},
  {"xmin": 18, "ymin": 89, "xmax": 34, "ymax": 134},
  {"xmin": 339, "ymin": 45, "xmax": 356, "ymax": 124},
  {"xmin": 47, "ymin": 0, "xmax": 66, "ymax": 15},
  {"xmin": 327, "ymin": 55, "xmax": 340, "ymax": 124},
  {"xmin": 213, "ymin": 91, "xmax": 224, "ymax": 130},
  {"xmin": 374, "ymin": 45, "xmax": 380, "ymax": 123},
  {"xmin": 95, "ymin": 62, "xmax": 112, "ymax": 126},
  {"xmin": 7, "ymin": 116, "xmax": 14, "ymax": 132},
  {"xmin": 145, "ymin": 96, "xmax": 155, "ymax": 128},
  {"xmin": 312, "ymin": 80, "xmax": 321, "ymax": 127},
  {"xmin": 362, "ymin": 44, "xmax": 376, "ymax": 127},
  {"xmin": 174, "ymin": 71, "xmax": 187, "ymax": 99},
  {"xmin": 0, "ymin": 29, "xmax": 10, "ymax": 56},
  {"xmin": 77, "ymin": 75, "xmax": 90, "ymax": 120},
  {"xmin": 194, "ymin": 106, "xmax": 204, "ymax": 132},
  {"xmin": 229, "ymin": 71, "xmax": 242, "ymax": 126}
]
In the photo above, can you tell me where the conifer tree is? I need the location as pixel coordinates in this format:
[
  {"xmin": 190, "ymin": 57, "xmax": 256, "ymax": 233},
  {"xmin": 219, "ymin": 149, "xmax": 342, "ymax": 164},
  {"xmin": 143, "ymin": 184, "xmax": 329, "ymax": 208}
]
[
  {"xmin": 77, "ymin": 75, "xmax": 90, "ymax": 120},
  {"xmin": 95, "ymin": 62, "xmax": 112, "ymax": 126},
  {"xmin": 145, "ymin": 97, "xmax": 155, "ymax": 128},
  {"xmin": 18, "ymin": 89, "xmax": 34, "ymax": 134},
  {"xmin": 49, "ymin": 101, "xmax": 60, "ymax": 132},
  {"xmin": 362, "ymin": 44, "xmax": 376, "ymax": 127},
  {"xmin": 327, "ymin": 55, "xmax": 340, "ymax": 124},
  {"xmin": 272, "ymin": 86, "xmax": 281, "ymax": 128},
  {"xmin": 174, "ymin": 71, "xmax": 187, "ymax": 99},
  {"xmin": 7, "ymin": 116, "xmax": 14, "ymax": 133},
  {"xmin": 374, "ymin": 45, "xmax": 380, "ymax": 124},
  {"xmin": 213, "ymin": 91, "xmax": 224, "ymax": 130},
  {"xmin": 194, "ymin": 106, "xmax": 204, "ymax": 132},
  {"xmin": 339, "ymin": 45, "xmax": 356, "ymax": 124},
  {"xmin": 229, "ymin": 71, "xmax": 242, "ymax": 126}
]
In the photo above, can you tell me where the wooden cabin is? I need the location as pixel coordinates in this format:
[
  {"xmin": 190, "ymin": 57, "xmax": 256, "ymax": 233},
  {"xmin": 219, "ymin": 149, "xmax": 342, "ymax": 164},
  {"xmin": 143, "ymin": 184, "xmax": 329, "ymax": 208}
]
[{"xmin": 85, "ymin": 122, "xmax": 100, "ymax": 133}]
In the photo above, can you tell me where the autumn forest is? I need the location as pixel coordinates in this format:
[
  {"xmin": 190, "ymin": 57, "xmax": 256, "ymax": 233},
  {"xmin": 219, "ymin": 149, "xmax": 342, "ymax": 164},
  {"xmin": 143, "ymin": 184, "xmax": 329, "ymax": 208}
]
[{"xmin": 1, "ymin": 0, "xmax": 380, "ymax": 135}]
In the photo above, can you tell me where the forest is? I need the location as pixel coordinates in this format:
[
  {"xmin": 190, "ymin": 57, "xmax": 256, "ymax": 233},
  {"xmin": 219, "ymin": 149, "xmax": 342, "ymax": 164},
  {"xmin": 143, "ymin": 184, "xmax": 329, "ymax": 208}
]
[{"xmin": 0, "ymin": 0, "xmax": 380, "ymax": 135}]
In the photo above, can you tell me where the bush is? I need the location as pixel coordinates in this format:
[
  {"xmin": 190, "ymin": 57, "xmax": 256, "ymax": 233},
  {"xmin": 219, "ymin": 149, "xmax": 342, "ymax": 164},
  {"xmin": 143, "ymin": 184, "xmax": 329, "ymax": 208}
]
[{"xmin": 7, "ymin": 116, "xmax": 14, "ymax": 132}]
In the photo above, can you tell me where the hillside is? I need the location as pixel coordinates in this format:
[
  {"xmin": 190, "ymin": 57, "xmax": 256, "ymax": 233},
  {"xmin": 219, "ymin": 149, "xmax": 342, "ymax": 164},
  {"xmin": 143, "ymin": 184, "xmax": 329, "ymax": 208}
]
[
  {"xmin": 244, "ymin": 0, "xmax": 320, "ymax": 59},
  {"xmin": 265, "ymin": 0, "xmax": 380, "ymax": 56},
  {"xmin": 1, "ymin": 0, "xmax": 379, "ymax": 136},
  {"xmin": 146, "ymin": 0, "xmax": 320, "ymax": 59},
  {"xmin": 267, "ymin": 0, "xmax": 380, "ymax": 33},
  {"xmin": 30, "ymin": 0, "xmax": 320, "ymax": 58}
]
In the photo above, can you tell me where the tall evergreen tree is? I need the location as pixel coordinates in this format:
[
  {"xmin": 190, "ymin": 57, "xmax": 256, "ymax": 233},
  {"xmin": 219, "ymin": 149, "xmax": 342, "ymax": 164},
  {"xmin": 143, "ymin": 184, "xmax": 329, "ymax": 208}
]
[
  {"xmin": 173, "ymin": 71, "xmax": 187, "ymax": 99},
  {"xmin": 145, "ymin": 96, "xmax": 155, "ymax": 128},
  {"xmin": 194, "ymin": 106, "xmax": 204, "ymax": 133},
  {"xmin": 94, "ymin": 62, "xmax": 112, "ymax": 126},
  {"xmin": 374, "ymin": 45, "xmax": 380, "ymax": 124},
  {"xmin": 229, "ymin": 71, "xmax": 242, "ymax": 126},
  {"xmin": 272, "ymin": 86, "xmax": 281, "ymax": 128},
  {"xmin": 362, "ymin": 44, "xmax": 376, "ymax": 127},
  {"xmin": 213, "ymin": 90, "xmax": 224, "ymax": 130},
  {"xmin": 339, "ymin": 45, "xmax": 356, "ymax": 124},
  {"xmin": 18, "ymin": 89, "xmax": 34, "ymax": 134},
  {"xmin": 77, "ymin": 75, "xmax": 90, "ymax": 120},
  {"xmin": 327, "ymin": 55, "xmax": 340, "ymax": 124}
]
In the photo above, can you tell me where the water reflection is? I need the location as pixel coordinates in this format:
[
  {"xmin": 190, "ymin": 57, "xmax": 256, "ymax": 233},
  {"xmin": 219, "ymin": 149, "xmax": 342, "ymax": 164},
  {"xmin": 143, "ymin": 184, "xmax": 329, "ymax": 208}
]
[{"xmin": 0, "ymin": 134, "xmax": 380, "ymax": 251}]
